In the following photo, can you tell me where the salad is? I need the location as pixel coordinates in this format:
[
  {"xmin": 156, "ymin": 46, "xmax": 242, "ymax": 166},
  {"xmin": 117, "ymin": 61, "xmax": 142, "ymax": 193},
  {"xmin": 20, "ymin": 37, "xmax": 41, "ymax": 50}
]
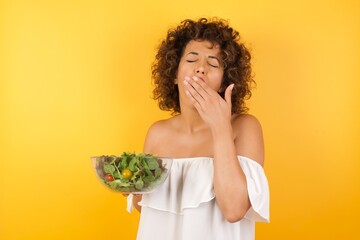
[{"xmin": 93, "ymin": 152, "xmax": 169, "ymax": 193}]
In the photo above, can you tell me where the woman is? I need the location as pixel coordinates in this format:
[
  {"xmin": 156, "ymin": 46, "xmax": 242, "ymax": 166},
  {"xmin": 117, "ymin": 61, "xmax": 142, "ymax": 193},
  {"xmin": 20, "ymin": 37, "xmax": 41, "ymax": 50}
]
[{"xmin": 127, "ymin": 17, "xmax": 269, "ymax": 240}]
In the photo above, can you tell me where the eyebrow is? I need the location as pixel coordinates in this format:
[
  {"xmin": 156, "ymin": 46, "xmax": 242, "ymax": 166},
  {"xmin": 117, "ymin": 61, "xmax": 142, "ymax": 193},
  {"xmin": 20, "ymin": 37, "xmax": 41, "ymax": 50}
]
[
  {"xmin": 188, "ymin": 52, "xmax": 199, "ymax": 56},
  {"xmin": 187, "ymin": 52, "xmax": 220, "ymax": 61}
]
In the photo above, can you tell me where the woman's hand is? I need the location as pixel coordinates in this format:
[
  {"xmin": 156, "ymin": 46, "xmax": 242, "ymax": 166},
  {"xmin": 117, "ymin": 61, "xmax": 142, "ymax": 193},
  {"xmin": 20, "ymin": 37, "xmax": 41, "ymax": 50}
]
[
  {"xmin": 122, "ymin": 193, "xmax": 142, "ymax": 197},
  {"xmin": 123, "ymin": 193, "xmax": 143, "ymax": 212},
  {"xmin": 183, "ymin": 76, "xmax": 234, "ymax": 128}
]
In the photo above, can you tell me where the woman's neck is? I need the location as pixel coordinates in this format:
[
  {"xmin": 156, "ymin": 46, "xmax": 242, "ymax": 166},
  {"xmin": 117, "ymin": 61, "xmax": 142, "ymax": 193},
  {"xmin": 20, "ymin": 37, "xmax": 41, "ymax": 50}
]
[{"xmin": 176, "ymin": 107, "xmax": 208, "ymax": 134}]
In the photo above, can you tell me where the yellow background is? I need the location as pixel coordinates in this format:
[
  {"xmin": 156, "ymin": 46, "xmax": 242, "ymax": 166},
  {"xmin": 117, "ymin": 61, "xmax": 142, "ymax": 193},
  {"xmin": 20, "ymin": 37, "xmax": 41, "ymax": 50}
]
[{"xmin": 1, "ymin": 0, "xmax": 359, "ymax": 239}]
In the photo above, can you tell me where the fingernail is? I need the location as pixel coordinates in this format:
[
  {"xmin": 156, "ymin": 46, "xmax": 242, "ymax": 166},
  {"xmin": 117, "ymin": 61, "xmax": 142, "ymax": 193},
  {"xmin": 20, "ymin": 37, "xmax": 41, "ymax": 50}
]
[
  {"xmin": 193, "ymin": 76, "xmax": 198, "ymax": 81},
  {"xmin": 185, "ymin": 76, "xmax": 190, "ymax": 81}
]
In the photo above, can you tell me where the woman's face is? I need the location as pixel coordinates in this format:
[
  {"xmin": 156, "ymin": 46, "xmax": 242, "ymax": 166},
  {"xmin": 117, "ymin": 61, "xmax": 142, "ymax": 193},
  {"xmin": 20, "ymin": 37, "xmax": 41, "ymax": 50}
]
[{"xmin": 177, "ymin": 40, "xmax": 224, "ymax": 106}]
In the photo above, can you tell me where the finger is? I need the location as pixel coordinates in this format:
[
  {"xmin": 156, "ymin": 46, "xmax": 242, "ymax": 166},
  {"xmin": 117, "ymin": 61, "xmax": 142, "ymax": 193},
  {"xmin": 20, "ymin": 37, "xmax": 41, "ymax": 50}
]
[
  {"xmin": 184, "ymin": 80, "xmax": 204, "ymax": 111},
  {"xmin": 185, "ymin": 86, "xmax": 205, "ymax": 113},
  {"xmin": 184, "ymin": 85, "xmax": 203, "ymax": 106},
  {"xmin": 184, "ymin": 79, "xmax": 206, "ymax": 103},
  {"xmin": 185, "ymin": 76, "xmax": 212, "ymax": 97},
  {"xmin": 225, "ymin": 84, "xmax": 234, "ymax": 108}
]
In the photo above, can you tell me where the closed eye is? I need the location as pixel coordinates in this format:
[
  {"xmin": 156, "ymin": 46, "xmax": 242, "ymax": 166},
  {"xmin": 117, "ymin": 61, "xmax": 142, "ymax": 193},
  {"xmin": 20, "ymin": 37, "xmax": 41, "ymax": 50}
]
[
  {"xmin": 208, "ymin": 55, "xmax": 220, "ymax": 68},
  {"xmin": 208, "ymin": 63, "xmax": 219, "ymax": 68}
]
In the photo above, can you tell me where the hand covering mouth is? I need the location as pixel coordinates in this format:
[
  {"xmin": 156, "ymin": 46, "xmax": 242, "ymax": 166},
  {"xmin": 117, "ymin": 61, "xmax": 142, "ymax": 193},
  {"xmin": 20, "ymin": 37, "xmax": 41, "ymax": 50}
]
[{"xmin": 194, "ymin": 76, "xmax": 205, "ymax": 82}]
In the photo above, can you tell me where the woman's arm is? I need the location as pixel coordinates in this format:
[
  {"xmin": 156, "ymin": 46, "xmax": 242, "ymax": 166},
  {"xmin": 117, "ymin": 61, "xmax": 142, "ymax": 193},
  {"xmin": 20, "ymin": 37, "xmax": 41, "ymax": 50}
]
[
  {"xmin": 183, "ymin": 77, "xmax": 264, "ymax": 222},
  {"xmin": 212, "ymin": 114, "xmax": 264, "ymax": 222},
  {"xmin": 132, "ymin": 194, "xmax": 142, "ymax": 212},
  {"xmin": 132, "ymin": 121, "xmax": 164, "ymax": 213}
]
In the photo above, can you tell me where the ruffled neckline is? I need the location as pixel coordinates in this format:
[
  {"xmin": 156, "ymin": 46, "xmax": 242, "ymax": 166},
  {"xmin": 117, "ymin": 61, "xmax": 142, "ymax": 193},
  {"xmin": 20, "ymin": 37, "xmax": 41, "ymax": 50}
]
[{"xmin": 139, "ymin": 157, "xmax": 215, "ymax": 214}]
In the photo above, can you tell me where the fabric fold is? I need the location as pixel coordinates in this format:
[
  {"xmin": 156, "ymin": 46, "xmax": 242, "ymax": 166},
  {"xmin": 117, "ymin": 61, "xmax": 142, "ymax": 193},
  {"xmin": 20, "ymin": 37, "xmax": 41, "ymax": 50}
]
[
  {"xmin": 127, "ymin": 194, "xmax": 134, "ymax": 213},
  {"xmin": 128, "ymin": 156, "xmax": 269, "ymax": 223},
  {"xmin": 239, "ymin": 156, "xmax": 270, "ymax": 222},
  {"xmin": 139, "ymin": 157, "xmax": 215, "ymax": 215}
]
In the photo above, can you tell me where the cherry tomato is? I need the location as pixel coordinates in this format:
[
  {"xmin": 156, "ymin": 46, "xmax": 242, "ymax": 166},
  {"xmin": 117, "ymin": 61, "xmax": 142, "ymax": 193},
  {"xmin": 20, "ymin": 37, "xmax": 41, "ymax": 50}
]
[
  {"xmin": 121, "ymin": 169, "xmax": 133, "ymax": 179},
  {"xmin": 104, "ymin": 174, "xmax": 114, "ymax": 182}
]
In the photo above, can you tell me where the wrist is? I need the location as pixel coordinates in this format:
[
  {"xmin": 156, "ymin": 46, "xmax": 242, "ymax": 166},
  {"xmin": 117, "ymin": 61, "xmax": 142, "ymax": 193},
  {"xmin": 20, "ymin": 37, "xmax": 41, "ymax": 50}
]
[{"xmin": 210, "ymin": 121, "xmax": 233, "ymax": 139}]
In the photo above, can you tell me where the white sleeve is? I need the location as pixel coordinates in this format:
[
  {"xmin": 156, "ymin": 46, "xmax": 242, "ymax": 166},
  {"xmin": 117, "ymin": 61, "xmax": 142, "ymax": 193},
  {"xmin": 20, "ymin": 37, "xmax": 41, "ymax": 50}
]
[
  {"xmin": 126, "ymin": 194, "xmax": 134, "ymax": 213},
  {"xmin": 238, "ymin": 156, "xmax": 270, "ymax": 222}
]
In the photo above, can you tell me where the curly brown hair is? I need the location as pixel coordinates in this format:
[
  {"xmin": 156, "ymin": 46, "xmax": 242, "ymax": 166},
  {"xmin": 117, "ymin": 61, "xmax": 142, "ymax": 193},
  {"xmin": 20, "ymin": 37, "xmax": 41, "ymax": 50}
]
[{"xmin": 151, "ymin": 17, "xmax": 255, "ymax": 114}]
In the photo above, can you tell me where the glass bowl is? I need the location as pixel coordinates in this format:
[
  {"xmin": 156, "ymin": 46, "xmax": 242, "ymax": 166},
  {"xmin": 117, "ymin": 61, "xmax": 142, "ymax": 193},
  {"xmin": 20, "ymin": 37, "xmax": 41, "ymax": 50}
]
[{"xmin": 91, "ymin": 153, "xmax": 172, "ymax": 194}]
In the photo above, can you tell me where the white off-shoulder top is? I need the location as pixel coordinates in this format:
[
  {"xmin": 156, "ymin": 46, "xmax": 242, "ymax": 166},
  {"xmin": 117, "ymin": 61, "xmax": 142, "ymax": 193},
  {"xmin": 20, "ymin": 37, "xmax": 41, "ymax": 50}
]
[{"xmin": 127, "ymin": 156, "xmax": 269, "ymax": 240}]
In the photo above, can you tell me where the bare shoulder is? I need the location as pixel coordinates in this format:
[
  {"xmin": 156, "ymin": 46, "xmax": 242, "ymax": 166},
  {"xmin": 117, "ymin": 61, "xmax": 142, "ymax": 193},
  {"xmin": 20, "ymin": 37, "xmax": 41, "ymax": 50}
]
[
  {"xmin": 232, "ymin": 114, "xmax": 262, "ymax": 132},
  {"xmin": 143, "ymin": 118, "xmax": 175, "ymax": 154},
  {"xmin": 232, "ymin": 114, "xmax": 265, "ymax": 166}
]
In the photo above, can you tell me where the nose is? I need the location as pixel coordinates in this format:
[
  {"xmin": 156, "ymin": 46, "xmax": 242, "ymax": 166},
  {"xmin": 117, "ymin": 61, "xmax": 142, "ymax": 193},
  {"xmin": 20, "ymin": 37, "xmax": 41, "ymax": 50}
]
[
  {"xmin": 195, "ymin": 58, "xmax": 206, "ymax": 75},
  {"xmin": 195, "ymin": 66, "xmax": 205, "ymax": 75},
  {"xmin": 196, "ymin": 67, "xmax": 205, "ymax": 74}
]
